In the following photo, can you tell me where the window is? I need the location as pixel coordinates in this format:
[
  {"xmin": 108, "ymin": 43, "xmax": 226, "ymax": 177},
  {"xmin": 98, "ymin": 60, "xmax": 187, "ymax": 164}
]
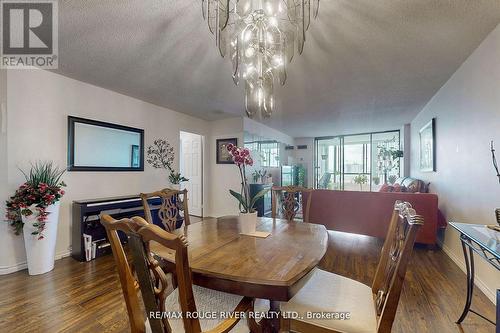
[
  {"xmin": 259, "ymin": 141, "xmax": 280, "ymax": 167},
  {"xmin": 315, "ymin": 130, "xmax": 401, "ymax": 191},
  {"xmin": 244, "ymin": 140, "xmax": 280, "ymax": 167}
]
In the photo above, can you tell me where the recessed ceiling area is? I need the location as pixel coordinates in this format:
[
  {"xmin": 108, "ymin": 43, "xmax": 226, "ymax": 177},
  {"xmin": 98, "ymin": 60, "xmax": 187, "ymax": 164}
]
[{"xmin": 54, "ymin": 0, "xmax": 500, "ymax": 137}]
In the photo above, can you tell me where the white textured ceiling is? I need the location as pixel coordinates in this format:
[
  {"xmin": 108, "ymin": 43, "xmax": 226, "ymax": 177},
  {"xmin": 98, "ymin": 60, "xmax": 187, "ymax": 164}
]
[{"xmin": 54, "ymin": 0, "xmax": 500, "ymax": 137}]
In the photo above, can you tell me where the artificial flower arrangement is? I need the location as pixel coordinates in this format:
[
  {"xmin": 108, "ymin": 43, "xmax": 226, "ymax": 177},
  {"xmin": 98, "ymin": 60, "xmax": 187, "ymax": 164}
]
[
  {"xmin": 226, "ymin": 143, "xmax": 269, "ymax": 213},
  {"xmin": 5, "ymin": 162, "xmax": 66, "ymax": 239}
]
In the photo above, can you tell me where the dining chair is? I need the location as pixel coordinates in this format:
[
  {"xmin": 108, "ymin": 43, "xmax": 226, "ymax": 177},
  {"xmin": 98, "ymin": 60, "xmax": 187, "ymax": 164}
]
[
  {"xmin": 279, "ymin": 201, "xmax": 424, "ymax": 333},
  {"xmin": 141, "ymin": 188, "xmax": 190, "ymax": 232},
  {"xmin": 101, "ymin": 214, "xmax": 257, "ymax": 333},
  {"xmin": 271, "ymin": 186, "xmax": 313, "ymax": 223}
]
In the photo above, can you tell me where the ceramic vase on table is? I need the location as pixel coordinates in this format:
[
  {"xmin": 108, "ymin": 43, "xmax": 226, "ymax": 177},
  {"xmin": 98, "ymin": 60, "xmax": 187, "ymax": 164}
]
[
  {"xmin": 239, "ymin": 211, "xmax": 258, "ymax": 234},
  {"xmin": 22, "ymin": 202, "xmax": 60, "ymax": 275}
]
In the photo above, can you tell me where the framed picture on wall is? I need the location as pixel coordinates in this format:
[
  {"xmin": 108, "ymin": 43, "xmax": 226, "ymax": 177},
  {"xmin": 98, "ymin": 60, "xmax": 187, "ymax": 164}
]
[
  {"xmin": 419, "ymin": 118, "xmax": 436, "ymax": 172},
  {"xmin": 131, "ymin": 145, "xmax": 140, "ymax": 168},
  {"xmin": 216, "ymin": 138, "xmax": 238, "ymax": 164}
]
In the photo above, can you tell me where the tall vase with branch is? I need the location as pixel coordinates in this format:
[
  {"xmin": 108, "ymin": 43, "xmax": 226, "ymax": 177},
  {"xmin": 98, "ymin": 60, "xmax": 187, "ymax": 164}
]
[
  {"xmin": 146, "ymin": 139, "xmax": 188, "ymax": 187},
  {"xmin": 490, "ymin": 141, "xmax": 500, "ymax": 225},
  {"xmin": 226, "ymin": 144, "xmax": 269, "ymax": 233}
]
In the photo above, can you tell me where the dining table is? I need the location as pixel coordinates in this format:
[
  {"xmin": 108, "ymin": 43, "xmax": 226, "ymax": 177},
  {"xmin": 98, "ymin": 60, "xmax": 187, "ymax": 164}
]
[{"xmin": 150, "ymin": 216, "xmax": 329, "ymax": 332}]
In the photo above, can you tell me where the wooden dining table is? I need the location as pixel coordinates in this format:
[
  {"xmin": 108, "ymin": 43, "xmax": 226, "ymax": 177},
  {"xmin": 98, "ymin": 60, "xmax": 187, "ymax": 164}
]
[{"xmin": 150, "ymin": 216, "xmax": 328, "ymax": 332}]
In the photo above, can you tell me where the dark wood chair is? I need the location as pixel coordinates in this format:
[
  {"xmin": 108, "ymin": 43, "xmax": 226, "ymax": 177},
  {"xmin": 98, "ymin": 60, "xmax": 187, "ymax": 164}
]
[
  {"xmin": 141, "ymin": 188, "xmax": 190, "ymax": 232},
  {"xmin": 271, "ymin": 186, "xmax": 313, "ymax": 223},
  {"xmin": 280, "ymin": 201, "xmax": 424, "ymax": 333},
  {"xmin": 100, "ymin": 214, "xmax": 153, "ymax": 333},
  {"xmin": 101, "ymin": 214, "xmax": 255, "ymax": 333}
]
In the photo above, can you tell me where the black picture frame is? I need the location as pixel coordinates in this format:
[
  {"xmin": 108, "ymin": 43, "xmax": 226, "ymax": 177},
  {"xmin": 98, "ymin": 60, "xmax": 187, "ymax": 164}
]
[
  {"xmin": 67, "ymin": 116, "xmax": 145, "ymax": 172},
  {"xmin": 419, "ymin": 118, "xmax": 436, "ymax": 172},
  {"xmin": 216, "ymin": 138, "xmax": 238, "ymax": 164},
  {"xmin": 131, "ymin": 145, "xmax": 140, "ymax": 168}
]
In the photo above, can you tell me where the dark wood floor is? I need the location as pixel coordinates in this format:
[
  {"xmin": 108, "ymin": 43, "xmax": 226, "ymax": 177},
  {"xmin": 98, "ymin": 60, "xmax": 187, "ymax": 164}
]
[{"xmin": 0, "ymin": 226, "xmax": 495, "ymax": 332}]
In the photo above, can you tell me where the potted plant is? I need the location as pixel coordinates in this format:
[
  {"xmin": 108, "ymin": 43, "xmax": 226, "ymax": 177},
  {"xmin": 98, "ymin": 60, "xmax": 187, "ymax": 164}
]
[
  {"xmin": 5, "ymin": 162, "xmax": 66, "ymax": 275},
  {"xmin": 353, "ymin": 174, "xmax": 368, "ymax": 191},
  {"xmin": 226, "ymin": 144, "xmax": 269, "ymax": 234},
  {"xmin": 147, "ymin": 139, "xmax": 188, "ymax": 189},
  {"xmin": 377, "ymin": 137, "xmax": 403, "ymax": 184}
]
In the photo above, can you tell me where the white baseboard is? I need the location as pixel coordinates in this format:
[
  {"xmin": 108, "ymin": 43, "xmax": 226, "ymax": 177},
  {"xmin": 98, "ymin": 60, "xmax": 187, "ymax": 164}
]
[
  {"xmin": 0, "ymin": 250, "xmax": 72, "ymax": 275},
  {"xmin": 440, "ymin": 241, "xmax": 497, "ymax": 304}
]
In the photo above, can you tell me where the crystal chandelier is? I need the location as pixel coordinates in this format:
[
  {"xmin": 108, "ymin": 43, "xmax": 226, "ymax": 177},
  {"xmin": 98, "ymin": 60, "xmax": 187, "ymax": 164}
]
[{"xmin": 202, "ymin": 0, "xmax": 320, "ymax": 118}]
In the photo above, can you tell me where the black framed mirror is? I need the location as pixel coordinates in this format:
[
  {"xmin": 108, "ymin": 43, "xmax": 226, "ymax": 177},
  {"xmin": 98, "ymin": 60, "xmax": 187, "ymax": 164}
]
[{"xmin": 68, "ymin": 116, "xmax": 144, "ymax": 171}]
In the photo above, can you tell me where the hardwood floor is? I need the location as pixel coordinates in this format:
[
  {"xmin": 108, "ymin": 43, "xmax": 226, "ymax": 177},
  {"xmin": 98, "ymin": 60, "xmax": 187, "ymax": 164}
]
[{"xmin": 0, "ymin": 224, "xmax": 495, "ymax": 333}]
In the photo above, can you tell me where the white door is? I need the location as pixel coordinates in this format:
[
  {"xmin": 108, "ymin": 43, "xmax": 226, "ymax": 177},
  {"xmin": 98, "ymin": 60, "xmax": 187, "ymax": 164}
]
[{"xmin": 180, "ymin": 132, "xmax": 203, "ymax": 217}]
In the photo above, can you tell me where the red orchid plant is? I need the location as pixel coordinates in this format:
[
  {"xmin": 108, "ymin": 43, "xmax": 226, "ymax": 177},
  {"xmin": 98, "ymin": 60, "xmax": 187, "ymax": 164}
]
[
  {"xmin": 5, "ymin": 162, "xmax": 66, "ymax": 239},
  {"xmin": 226, "ymin": 144, "xmax": 269, "ymax": 214}
]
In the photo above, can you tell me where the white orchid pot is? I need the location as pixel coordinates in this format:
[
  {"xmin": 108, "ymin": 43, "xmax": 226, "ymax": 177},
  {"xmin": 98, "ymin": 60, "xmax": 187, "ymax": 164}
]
[
  {"xmin": 22, "ymin": 202, "xmax": 61, "ymax": 275},
  {"xmin": 239, "ymin": 211, "xmax": 258, "ymax": 234},
  {"xmin": 170, "ymin": 184, "xmax": 181, "ymax": 190}
]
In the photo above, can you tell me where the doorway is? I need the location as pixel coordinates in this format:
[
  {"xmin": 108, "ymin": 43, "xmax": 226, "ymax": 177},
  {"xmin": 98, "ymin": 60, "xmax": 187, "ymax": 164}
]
[{"xmin": 180, "ymin": 131, "xmax": 204, "ymax": 217}]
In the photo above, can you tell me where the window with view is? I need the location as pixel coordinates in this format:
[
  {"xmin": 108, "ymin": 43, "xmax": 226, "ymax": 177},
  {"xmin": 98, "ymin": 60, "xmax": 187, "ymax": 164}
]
[{"xmin": 315, "ymin": 131, "xmax": 401, "ymax": 191}]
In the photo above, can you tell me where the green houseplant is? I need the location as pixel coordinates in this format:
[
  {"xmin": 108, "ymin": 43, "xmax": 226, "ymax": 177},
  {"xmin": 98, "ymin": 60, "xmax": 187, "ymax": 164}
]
[
  {"xmin": 353, "ymin": 174, "xmax": 368, "ymax": 191},
  {"xmin": 377, "ymin": 137, "xmax": 403, "ymax": 184}
]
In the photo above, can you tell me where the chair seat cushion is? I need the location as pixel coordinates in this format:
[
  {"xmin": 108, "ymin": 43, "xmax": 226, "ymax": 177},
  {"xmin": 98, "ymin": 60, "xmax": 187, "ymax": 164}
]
[
  {"xmin": 281, "ymin": 268, "xmax": 378, "ymax": 333},
  {"xmin": 159, "ymin": 285, "xmax": 250, "ymax": 333}
]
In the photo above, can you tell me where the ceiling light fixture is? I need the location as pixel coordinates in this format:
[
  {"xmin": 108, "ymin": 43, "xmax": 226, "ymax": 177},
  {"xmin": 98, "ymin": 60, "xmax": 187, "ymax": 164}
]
[{"xmin": 202, "ymin": 0, "xmax": 320, "ymax": 118}]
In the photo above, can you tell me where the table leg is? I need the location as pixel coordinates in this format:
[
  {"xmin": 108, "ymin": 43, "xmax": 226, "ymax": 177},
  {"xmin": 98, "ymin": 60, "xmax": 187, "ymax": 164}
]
[
  {"xmin": 257, "ymin": 300, "xmax": 281, "ymax": 333},
  {"xmin": 496, "ymin": 289, "xmax": 499, "ymax": 333},
  {"xmin": 269, "ymin": 300, "xmax": 281, "ymax": 332},
  {"xmin": 457, "ymin": 240, "xmax": 475, "ymax": 324},
  {"xmin": 248, "ymin": 300, "xmax": 281, "ymax": 333}
]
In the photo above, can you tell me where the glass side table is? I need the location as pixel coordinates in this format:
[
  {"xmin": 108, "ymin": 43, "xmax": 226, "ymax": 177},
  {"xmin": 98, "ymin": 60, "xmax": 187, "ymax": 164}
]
[{"xmin": 449, "ymin": 222, "xmax": 499, "ymax": 331}]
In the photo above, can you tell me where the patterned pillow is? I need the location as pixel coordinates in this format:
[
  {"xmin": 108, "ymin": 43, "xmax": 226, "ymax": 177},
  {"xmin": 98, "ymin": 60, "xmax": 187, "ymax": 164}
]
[{"xmin": 379, "ymin": 184, "xmax": 393, "ymax": 192}]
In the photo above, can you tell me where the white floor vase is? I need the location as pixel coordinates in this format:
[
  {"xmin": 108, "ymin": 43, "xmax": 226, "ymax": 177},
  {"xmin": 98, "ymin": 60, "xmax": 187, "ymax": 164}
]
[{"xmin": 22, "ymin": 202, "xmax": 61, "ymax": 275}]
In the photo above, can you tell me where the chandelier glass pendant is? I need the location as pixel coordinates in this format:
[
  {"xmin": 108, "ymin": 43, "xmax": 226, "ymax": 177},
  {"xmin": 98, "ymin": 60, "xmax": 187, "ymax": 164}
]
[{"xmin": 202, "ymin": 0, "xmax": 320, "ymax": 118}]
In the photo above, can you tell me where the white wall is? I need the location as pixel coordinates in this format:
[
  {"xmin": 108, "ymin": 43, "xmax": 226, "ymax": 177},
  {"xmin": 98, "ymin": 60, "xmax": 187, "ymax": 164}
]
[
  {"xmin": 0, "ymin": 70, "xmax": 9, "ymax": 273},
  {"xmin": 244, "ymin": 118, "xmax": 294, "ymax": 146},
  {"xmin": 410, "ymin": 24, "xmax": 500, "ymax": 303},
  {"xmin": 1, "ymin": 69, "xmax": 212, "ymax": 274},
  {"xmin": 208, "ymin": 117, "xmax": 244, "ymax": 217}
]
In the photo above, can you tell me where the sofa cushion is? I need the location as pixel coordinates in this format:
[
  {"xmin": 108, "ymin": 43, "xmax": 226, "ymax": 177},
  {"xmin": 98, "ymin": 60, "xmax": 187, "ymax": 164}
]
[{"xmin": 395, "ymin": 177, "xmax": 429, "ymax": 193}]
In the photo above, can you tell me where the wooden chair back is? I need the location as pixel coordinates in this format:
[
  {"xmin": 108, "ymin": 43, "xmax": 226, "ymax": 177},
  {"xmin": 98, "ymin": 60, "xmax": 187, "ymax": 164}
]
[
  {"xmin": 371, "ymin": 201, "xmax": 424, "ymax": 333},
  {"xmin": 100, "ymin": 214, "xmax": 193, "ymax": 333},
  {"xmin": 100, "ymin": 214, "xmax": 149, "ymax": 333},
  {"xmin": 104, "ymin": 215, "xmax": 252, "ymax": 333},
  {"xmin": 271, "ymin": 186, "xmax": 313, "ymax": 223},
  {"xmin": 141, "ymin": 188, "xmax": 190, "ymax": 232}
]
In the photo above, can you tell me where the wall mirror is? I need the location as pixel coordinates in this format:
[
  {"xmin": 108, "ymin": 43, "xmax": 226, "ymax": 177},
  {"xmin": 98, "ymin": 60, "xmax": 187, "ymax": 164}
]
[{"xmin": 68, "ymin": 116, "xmax": 144, "ymax": 171}]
